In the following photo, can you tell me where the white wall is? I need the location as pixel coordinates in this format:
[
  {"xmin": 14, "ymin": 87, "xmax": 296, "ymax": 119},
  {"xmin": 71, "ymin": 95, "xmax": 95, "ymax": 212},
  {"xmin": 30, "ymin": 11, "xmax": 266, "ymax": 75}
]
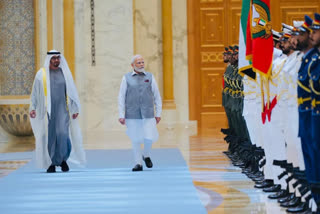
[
  {"xmin": 134, "ymin": 0, "xmax": 190, "ymax": 123},
  {"xmin": 74, "ymin": 0, "xmax": 133, "ymax": 145}
]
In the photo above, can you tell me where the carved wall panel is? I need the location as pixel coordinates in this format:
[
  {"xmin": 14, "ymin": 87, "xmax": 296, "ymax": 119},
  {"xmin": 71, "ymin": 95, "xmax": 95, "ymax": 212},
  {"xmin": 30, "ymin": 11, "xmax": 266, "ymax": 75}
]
[
  {"xmin": 188, "ymin": 0, "xmax": 320, "ymax": 131},
  {"xmin": 201, "ymin": 69, "xmax": 224, "ymax": 107},
  {"xmin": 201, "ymin": 52, "xmax": 223, "ymax": 63},
  {"xmin": 229, "ymin": 7, "xmax": 241, "ymax": 45},
  {"xmin": 200, "ymin": 8, "xmax": 225, "ymax": 47},
  {"xmin": 281, "ymin": 7, "xmax": 319, "ymax": 24}
]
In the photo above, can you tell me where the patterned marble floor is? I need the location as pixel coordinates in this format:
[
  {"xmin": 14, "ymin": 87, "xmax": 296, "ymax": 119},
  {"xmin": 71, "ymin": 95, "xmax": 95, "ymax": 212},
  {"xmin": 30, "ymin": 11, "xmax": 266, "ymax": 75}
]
[
  {"xmin": 188, "ymin": 133, "xmax": 287, "ymax": 214},
  {"xmin": 0, "ymin": 127, "xmax": 287, "ymax": 213}
]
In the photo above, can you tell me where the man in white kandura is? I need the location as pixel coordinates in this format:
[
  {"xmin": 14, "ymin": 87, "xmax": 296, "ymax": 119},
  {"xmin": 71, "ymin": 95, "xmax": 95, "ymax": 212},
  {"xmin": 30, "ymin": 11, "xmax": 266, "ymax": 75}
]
[
  {"xmin": 118, "ymin": 55, "xmax": 162, "ymax": 171},
  {"xmin": 29, "ymin": 50, "xmax": 86, "ymax": 173}
]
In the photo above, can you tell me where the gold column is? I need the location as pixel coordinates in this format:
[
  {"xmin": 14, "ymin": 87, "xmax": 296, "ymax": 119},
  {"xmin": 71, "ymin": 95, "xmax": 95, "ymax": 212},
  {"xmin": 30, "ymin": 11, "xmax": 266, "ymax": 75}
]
[
  {"xmin": 162, "ymin": 0, "xmax": 176, "ymax": 109},
  {"xmin": 46, "ymin": 0, "xmax": 53, "ymax": 51},
  {"xmin": 63, "ymin": 0, "xmax": 75, "ymax": 78}
]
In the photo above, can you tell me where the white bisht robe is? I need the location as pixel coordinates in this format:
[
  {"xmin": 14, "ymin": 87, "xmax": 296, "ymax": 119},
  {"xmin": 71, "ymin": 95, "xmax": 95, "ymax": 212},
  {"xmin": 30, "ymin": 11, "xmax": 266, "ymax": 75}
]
[{"xmin": 30, "ymin": 53, "xmax": 86, "ymax": 169}]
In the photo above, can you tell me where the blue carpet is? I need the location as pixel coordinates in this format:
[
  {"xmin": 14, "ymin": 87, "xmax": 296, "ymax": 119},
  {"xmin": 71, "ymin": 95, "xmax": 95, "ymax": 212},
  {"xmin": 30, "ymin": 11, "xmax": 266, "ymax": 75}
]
[{"xmin": 0, "ymin": 148, "xmax": 206, "ymax": 214}]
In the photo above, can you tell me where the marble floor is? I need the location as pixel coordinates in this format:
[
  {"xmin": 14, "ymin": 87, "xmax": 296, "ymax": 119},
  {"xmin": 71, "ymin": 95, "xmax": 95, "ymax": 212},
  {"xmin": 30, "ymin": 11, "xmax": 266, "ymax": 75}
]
[{"xmin": 0, "ymin": 127, "xmax": 288, "ymax": 214}]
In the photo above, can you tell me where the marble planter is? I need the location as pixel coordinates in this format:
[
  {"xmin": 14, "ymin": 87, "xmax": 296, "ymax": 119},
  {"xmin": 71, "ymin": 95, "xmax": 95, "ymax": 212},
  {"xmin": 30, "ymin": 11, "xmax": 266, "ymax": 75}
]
[{"xmin": 0, "ymin": 99, "xmax": 33, "ymax": 136}]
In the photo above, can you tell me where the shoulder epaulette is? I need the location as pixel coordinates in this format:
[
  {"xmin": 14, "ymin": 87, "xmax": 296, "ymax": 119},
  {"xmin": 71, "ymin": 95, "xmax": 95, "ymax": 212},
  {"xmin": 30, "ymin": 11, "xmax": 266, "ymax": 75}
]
[{"xmin": 311, "ymin": 54, "xmax": 319, "ymax": 61}]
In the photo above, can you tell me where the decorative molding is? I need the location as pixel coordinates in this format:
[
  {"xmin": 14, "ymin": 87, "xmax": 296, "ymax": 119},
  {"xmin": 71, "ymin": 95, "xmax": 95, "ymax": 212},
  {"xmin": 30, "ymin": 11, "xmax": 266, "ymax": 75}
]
[
  {"xmin": 201, "ymin": 52, "xmax": 223, "ymax": 63},
  {"xmin": 163, "ymin": 99, "xmax": 176, "ymax": 110}
]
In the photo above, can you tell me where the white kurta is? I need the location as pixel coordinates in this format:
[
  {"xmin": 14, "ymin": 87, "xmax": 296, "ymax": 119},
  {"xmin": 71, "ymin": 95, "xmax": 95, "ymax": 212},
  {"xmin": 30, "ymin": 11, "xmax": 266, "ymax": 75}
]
[
  {"xmin": 30, "ymin": 68, "xmax": 86, "ymax": 169},
  {"xmin": 118, "ymin": 71, "xmax": 162, "ymax": 143}
]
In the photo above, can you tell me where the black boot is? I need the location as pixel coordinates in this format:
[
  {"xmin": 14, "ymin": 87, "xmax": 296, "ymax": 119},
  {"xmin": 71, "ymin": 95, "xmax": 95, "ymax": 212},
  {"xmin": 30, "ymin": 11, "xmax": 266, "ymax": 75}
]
[
  {"xmin": 286, "ymin": 202, "xmax": 308, "ymax": 213},
  {"xmin": 278, "ymin": 193, "xmax": 295, "ymax": 203},
  {"xmin": 280, "ymin": 196, "xmax": 301, "ymax": 208},
  {"xmin": 268, "ymin": 189, "xmax": 288, "ymax": 199},
  {"xmin": 254, "ymin": 179, "xmax": 273, "ymax": 189},
  {"xmin": 263, "ymin": 184, "xmax": 281, "ymax": 193}
]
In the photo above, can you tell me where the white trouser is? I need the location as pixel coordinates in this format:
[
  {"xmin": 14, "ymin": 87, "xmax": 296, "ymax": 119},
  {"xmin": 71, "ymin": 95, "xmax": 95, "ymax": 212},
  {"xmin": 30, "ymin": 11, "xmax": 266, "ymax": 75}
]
[
  {"xmin": 283, "ymin": 106, "xmax": 305, "ymax": 170},
  {"xmin": 132, "ymin": 139, "xmax": 153, "ymax": 165},
  {"xmin": 262, "ymin": 106, "xmax": 287, "ymax": 188},
  {"xmin": 255, "ymin": 102, "xmax": 265, "ymax": 149},
  {"xmin": 288, "ymin": 175, "xmax": 296, "ymax": 193},
  {"xmin": 126, "ymin": 119, "xmax": 158, "ymax": 165},
  {"xmin": 243, "ymin": 99, "xmax": 259, "ymax": 146}
]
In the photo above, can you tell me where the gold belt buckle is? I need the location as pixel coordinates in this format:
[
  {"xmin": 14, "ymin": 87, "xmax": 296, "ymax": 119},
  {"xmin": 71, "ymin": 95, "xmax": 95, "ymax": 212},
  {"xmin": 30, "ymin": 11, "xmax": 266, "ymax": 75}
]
[{"xmin": 312, "ymin": 99, "xmax": 316, "ymax": 108}]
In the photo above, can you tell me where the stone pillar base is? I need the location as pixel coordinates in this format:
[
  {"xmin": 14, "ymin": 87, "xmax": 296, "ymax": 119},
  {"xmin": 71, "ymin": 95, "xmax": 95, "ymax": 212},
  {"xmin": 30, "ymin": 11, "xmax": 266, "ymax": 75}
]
[
  {"xmin": 160, "ymin": 109, "xmax": 197, "ymax": 134},
  {"xmin": 0, "ymin": 127, "xmax": 8, "ymax": 143},
  {"xmin": 161, "ymin": 109, "xmax": 177, "ymax": 130},
  {"xmin": 162, "ymin": 99, "xmax": 176, "ymax": 110}
]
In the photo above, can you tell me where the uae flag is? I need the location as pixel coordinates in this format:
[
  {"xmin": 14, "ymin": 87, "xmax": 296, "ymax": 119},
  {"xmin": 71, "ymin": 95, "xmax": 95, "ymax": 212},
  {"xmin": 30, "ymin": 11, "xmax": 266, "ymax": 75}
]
[
  {"xmin": 240, "ymin": 0, "xmax": 274, "ymax": 123},
  {"xmin": 246, "ymin": 0, "xmax": 273, "ymax": 77},
  {"xmin": 238, "ymin": 0, "xmax": 255, "ymax": 80}
]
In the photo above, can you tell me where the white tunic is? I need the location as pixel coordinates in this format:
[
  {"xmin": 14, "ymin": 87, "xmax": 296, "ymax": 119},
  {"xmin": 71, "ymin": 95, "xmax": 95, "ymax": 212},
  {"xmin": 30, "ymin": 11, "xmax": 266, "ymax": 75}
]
[{"xmin": 118, "ymin": 71, "xmax": 162, "ymax": 143}]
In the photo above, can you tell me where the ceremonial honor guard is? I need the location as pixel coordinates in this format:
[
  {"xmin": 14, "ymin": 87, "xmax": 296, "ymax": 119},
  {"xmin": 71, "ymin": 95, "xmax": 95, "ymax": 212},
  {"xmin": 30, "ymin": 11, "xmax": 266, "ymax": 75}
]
[{"xmin": 306, "ymin": 13, "xmax": 320, "ymax": 211}]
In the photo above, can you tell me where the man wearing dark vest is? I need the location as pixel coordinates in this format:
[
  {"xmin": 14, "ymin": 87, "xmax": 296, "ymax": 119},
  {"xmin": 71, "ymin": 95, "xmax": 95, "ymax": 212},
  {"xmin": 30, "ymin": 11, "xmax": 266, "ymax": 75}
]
[{"xmin": 118, "ymin": 55, "xmax": 162, "ymax": 171}]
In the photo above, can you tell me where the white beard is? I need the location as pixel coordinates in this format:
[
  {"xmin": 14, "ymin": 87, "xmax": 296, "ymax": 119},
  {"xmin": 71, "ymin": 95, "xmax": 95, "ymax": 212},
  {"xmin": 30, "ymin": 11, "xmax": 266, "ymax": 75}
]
[{"xmin": 134, "ymin": 65, "xmax": 145, "ymax": 73}]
